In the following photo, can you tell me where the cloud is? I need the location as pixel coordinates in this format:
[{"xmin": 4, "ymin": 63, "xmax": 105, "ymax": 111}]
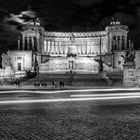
[
  {"xmin": 21, "ymin": 10, "xmax": 36, "ymax": 18},
  {"xmin": 5, "ymin": 10, "xmax": 37, "ymax": 25}
]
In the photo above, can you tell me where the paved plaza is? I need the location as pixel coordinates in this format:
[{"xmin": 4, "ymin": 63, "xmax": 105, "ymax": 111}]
[{"xmin": 0, "ymin": 90, "xmax": 139, "ymax": 139}]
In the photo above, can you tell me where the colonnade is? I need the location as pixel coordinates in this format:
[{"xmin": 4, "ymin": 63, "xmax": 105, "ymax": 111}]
[
  {"xmin": 43, "ymin": 39, "xmax": 107, "ymax": 55},
  {"xmin": 18, "ymin": 36, "xmax": 38, "ymax": 51},
  {"xmin": 112, "ymin": 35, "xmax": 127, "ymax": 50}
]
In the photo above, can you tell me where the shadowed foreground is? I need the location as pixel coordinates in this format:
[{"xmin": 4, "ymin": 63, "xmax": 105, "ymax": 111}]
[{"xmin": 0, "ymin": 99, "xmax": 140, "ymax": 140}]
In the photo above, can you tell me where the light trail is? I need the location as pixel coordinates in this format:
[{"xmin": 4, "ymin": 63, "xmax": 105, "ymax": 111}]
[
  {"xmin": 0, "ymin": 95, "xmax": 140, "ymax": 104},
  {"xmin": 71, "ymin": 92, "xmax": 140, "ymax": 97},
  {"xmin": 0, "ymin": 88, "xmax": 140, "ymax": 94}
]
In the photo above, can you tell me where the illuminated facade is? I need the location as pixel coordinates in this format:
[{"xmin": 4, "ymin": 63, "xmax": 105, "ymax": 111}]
[{"xmin": 5, "ymin": 20, "xmax": 136, "ymax": 73}]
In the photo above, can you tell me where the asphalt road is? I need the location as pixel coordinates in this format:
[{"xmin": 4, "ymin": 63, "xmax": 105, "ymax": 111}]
[{"xmin": 0, "ymin": 89, "xmax": 140, "ymax": 139}]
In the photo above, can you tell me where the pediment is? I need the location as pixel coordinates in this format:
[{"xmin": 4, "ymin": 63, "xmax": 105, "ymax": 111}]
[{"xmin": 23, "ymin": 29, "xmax": 35, "ymax": 34}]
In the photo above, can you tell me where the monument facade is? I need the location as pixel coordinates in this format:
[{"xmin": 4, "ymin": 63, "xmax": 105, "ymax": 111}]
[{"xmin": 3, "ymin": 19, "xmax": 131, "ymax": 73}]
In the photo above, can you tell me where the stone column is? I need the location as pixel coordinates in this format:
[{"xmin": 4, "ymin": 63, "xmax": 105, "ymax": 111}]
[
  {"xmin": 89, "ymin": 43, "xmax": 91, "ymax": 54},
  {"xmin": 116, "ymin": 36, "xmax": 119, "ymax": 50},
  {"xmin": 84, "ymin": 42, "xmax": 87, "ymax": 54},
  {"xmin": 44, "ymin": 40, "xmax": 47, "ymax": 53},
  {"xmin": 120, "ymin": 36, "xmax": 122, "ymax": 50},
  {"xmin": 122, "ymin": 36, "xmax": 124, "ymax": 50},
  {"xmin": 55, "ymin": 42, "xmax": 57, "ymax": 54},
  {"xmin": 32, "ymin": 37, "xmax": 35, "ymax": 50},
  {"xmin": 124, "ymin": 35, "xmax": 127, "ymax": 50},
  {"xmin": 50, "ymin": 41, "xmax": 52, "ymax": 54},
  {"xmin": 59, "ymin": 42, "xmax": 62, "ymax": 54},
  {"xmin": 46, "ymin": 41, "xmax": 48, "ymax": 54},
  {"xmin": 22, "ymin": 35, "xmax": 24, "ymax": 50},
  {"xmin": 49, "ymin": 41, "xmax": 52, "ymax": 54},
  {"xmin": 18, "ymin": 37, "xmax": 20, "ymax": 50},
  {"xmin": 48, "ymin": 41, "xmax": 50, "ymax": 54},
  {"xmin": 37, "ymin": 37, "xmax": 39, "ymax": 52},
  {"xmin": 65, "ymin": 42, "xmax": 68, "ymax": 54},
  {"xmin": 79, "ymin": 44, "xmax": 81, "ymax": 55},
  {"xmin": 62, "ymin": 42, "xmax": 65, "ymax": 54},
  {"xmin": 52, "ymin": 42, "xmax": 55, "ymax": 54},
  {"xmin": 22, "ymin": 36, "xmax": 25, "ymax": 50},
  {"xmin": 58, "ymin": 42, "xmax": 60, "ymax": 54},
  {"xmin": 86, "ymin": 42, "xmax": 89, "ymax": 54},
  {"xmin": 109, "ymin": 33, "xmax": 112, "ymax": 52},
  {"xmin": 27, "ymin": 37, "xmax": 30, "ymax": 50},
  {"xmin": 93, "ymin": 43, "xmax": 96, "ymax": 54}
]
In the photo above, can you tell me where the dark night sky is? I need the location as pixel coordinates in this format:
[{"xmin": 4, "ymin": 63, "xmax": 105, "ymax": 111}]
[{"xmin": 0, "ymin": 0, "xmax": 140, "ymax": 52}]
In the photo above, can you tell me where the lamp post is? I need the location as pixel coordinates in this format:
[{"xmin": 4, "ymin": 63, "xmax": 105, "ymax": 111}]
[
  {"xmin": 33, "ymin": 18, "xmax": 39, "ymax": 74},
  {"xmin": 98, "ymin": 33, "xmax": 103, "ymax": 72}
]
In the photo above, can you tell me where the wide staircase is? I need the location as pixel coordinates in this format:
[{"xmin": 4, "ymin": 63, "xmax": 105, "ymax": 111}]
[{"xmin": 21, "ymin": 72, "xmax": 123, "ymax": 87}]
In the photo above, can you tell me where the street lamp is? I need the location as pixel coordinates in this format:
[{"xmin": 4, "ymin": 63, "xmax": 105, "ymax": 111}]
[{"xmin": 98, "ymin": 33, "xmax": 104, "ymax": 72}]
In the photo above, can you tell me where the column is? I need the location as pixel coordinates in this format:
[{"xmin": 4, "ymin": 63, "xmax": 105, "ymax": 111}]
[
  {"xmin": 63, "ymin": 42, "xmax": 66, "ymax": 54},
  {"xmin": 86, "ymin": 42, "xmax": 88, "ymax": 55},
  {"xmin": 86, "ymin": 42, "xmax": 89, "ymax": 54},
  {"xmin": 24, "ymin": 37, "xmax": 27, "ymax": 50},
  {"xmin": 46, "ymin": 41, "xmax": 48, "ymax": 54},
  {"xmin": 124, "ymin": 35, "xmax": 127, "ymax": 50},
  {"xmin": 116, "ymin": 36, "xmax": 119, "ymax": 50},
  {"xmin": 33, "ymin": 37, "xmax": 37, "ymax": 51},
  {"xmin": 118, "ymin": 36, "xmax": 121, "ymax": 50},
  {"xmin": 44, "ymin": 40, "xmax": 47, "ymax": 53},
  {"xmin": 55, "ymin": 42, "xmax": 58, "ymax": 54},
  {"xmin": 59, "ymin": 42, "xmax": 62, "ymax": 54},
  {"xmin": 110, "ymin": 34, "xmax": 112, "ymax": 52},
  {"xmin": 89, "ymin": 43, "xmax": 92, "ymax": 54},
  {"xmin": 32, "ymin": 37, "xmax": 34, "ymax": 51},
  {"xmin": 122, "ymin": 36, "xmax": 124, "ymax": 50},
  {"xmin": 50, "ymin": 41, "xmax": 53, "ymax": 54},
  {"xmin": 27, "ymin": 37, "xmax": 29, "ymax": 50},
  {"xmin": 48, "ymin": 41, "xmax": 50, "ymax": 54},
  {"xmin": 52, "ymin": 41, "xmax": 54, "ymax": 54},
  {"xmin": 58, "ymin": 42, "xmax": 60, "ymax": 54},
  {"xmin": 22, "ymin": 35, "xmax": 25, "ymax": 50},
  {"xmin": 54, "ymin": 41, "xmax": 56, "ymax": 54},
  {"xmin": 37, "ymin": 37, "xmax": 39, "ymax": 52},
  {"xmin": 18, "ymin": 37, "xmax": 20, "ymax": 50},
  {"xmin": 93, "ymin": 43, "xmax": 95, "ymax": 54},
  {"xmin": 84, "ymin": 42, "xmax": 86, "ymax": 54},
  {"xmin": 65, "ymin": 42, "xmax": 68, "ymax": 54},
  {"xmin": 77, "ymin": 43, "xmax": 79, "ymax": 54},
  {"xmin": 120, "ymin": 36, "xmax": 122, "ymax": 50},
  {"xmin": 62, "ymin": 42, "xmax": 64, "ymax": 54},
  {"xmin": 80, "ymin": 43, "xmax": 83, "ymax": 54}
]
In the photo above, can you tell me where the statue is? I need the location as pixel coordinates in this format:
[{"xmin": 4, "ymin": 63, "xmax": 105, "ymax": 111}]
[
  {"xmin": 5, "ymin": 57, "xmax": 12, "ymax": 67},
  {"xmin": 70, "ymin": 33, "xmax": 75, "ymax": 44},
  {"xmin": 67, "ymin": 33, "xmax": 77, "ymax": 57},
  {"xmin": 121, "ymin": 41, "xmax": 135, "ymax": 63}
]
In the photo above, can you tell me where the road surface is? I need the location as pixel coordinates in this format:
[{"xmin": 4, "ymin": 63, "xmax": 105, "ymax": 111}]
[{"xmin": 0, "ymin": 88, "xmax": 139, "ymax": 139}]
